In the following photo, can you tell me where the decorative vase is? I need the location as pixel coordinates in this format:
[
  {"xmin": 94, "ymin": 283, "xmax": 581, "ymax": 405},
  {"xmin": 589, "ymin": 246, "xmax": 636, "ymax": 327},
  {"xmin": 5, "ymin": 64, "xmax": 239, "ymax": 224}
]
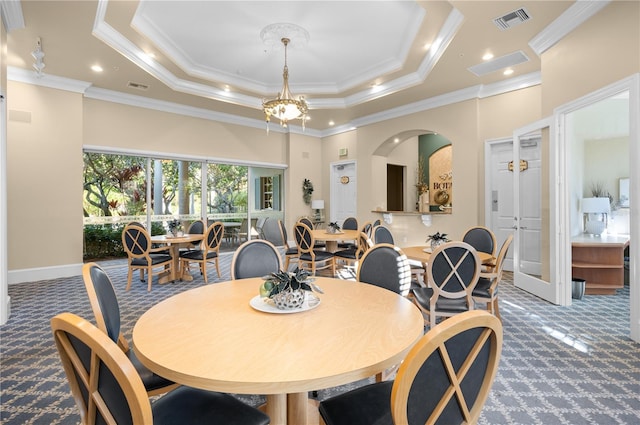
[
  {"xmin": 431, "ymin": 239, "xmax": 445, "ymax": 251},
  {"xmin": 170, "ymin": 229, "xmax": 178, "ymax": 237},
  {"xmin": 272, "ymin": 289, "xmax": 306, "ymax": 310}
]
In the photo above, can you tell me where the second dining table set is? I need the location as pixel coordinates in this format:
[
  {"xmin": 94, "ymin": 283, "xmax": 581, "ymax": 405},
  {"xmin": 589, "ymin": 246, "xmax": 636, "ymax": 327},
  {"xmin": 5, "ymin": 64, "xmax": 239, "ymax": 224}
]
[{"xmin": 55, "ymin": 218, "xmax": 509, "ymax": 424}]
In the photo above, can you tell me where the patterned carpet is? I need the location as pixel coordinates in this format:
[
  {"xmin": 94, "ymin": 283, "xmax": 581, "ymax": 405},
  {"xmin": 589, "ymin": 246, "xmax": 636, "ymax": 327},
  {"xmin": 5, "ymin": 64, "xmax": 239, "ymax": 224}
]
[{"xmin": 1, "ymin": 252, "xmax": 639, "ymax": 424}]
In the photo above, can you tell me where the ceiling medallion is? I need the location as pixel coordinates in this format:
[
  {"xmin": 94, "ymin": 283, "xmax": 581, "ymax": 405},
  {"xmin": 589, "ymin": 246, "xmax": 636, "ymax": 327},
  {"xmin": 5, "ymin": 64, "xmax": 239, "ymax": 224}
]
[{"xmin": 261, "ymin": 23, "xmax": 309, "ymax": 132}]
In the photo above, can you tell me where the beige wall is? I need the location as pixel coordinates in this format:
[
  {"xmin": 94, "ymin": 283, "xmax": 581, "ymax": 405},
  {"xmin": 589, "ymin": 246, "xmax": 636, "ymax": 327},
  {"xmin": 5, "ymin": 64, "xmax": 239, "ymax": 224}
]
[
  {"xmin": 7, "ymin": 82, "xmax": 84, "ymax": 270},
  {"xmin": 287, "ymin": 132, "xmax": 324, "ymax": 233},
  {"xmin": 542, "ymin": 1, "xmax": 640, "ymax": 115}
]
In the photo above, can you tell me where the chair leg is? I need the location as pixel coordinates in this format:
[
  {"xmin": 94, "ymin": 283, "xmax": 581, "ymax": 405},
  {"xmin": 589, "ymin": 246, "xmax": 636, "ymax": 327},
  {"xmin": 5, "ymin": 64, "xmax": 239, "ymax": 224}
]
[
  {"xmin": 139, "ymin": 269, "xmax": 145, "ymax": 281},
  {"xmin": 147, "ymin": 266, "xmax": 153, "ymax": 291},
  {"xmin": 215, "ymin": 258, "xmax": 221, "ymax": 278},
  {"xmin": 492, "ymin": 298, "xmax": 501, "ymax": 320},
  {"xmin": 202, "ymin": 261, "xmax": 208, "ymax": 283},
  {"xmin": 126, "ymin": 267, "xmax": 133, "ymax": 291},
  {"xmin": 284, "ymin": 257, "xmax": 290, "ymax": 271}
]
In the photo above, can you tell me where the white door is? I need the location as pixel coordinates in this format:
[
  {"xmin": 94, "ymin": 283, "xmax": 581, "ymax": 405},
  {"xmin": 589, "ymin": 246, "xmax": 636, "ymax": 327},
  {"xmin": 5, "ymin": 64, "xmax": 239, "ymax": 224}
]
[
  {"xmin": 512, "ymin": 117, "xmax": 562, "ymax": 304},
  {"xmin": 486, "ymin": 138, "xmax": 542, "ymax": 273},
  {"xmin": 330, "ymin": 161, "xmax": 357, "ymax": 226}
]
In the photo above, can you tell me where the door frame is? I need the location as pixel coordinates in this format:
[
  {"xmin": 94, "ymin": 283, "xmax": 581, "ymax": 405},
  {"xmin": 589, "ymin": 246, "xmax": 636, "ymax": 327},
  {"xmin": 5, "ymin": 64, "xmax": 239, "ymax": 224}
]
[
  {"xmin": 329, "ymin": 159, "xmax": 357, "ymax": 224},
  {"xmin": 555, "ymin": 74, "xmax": 640, "ymax": 342}
]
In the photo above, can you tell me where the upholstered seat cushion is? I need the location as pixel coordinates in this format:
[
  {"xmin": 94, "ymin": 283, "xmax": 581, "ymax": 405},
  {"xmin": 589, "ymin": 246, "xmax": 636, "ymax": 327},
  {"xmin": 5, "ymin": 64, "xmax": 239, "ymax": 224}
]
[
  {"xmin": 131, "ymin": 254, "xmax": 172, "ymax": 266},
  {"xmin": 285, "ymin": 246, "xmax": 299, "ymax": 256},
  {"xmin": 472, "ymin": 277, "xmax": 495, "ymax": 298},
  {"xmin": 126, "ymin": 349, "xmax": 174, "ymax": 392},
  {"xmin": 179, "ymin": 250, "xmax": 218, "ymax": 261},
  {"xmin": 319, "ymin": 381, "xmax": 393, "ymax": 425},
  {"xmin": 152, "ymin": 386, "xmax": 270, "ymax": 425},
  {"xmin": 334, "ymin": 248, "xmax": 358, "ymax": 260},
  {"xmin": 300, "ymin": 250, "xmax": 334, "ymax": 261},
  {"xmin": 412, "ymin": 287, "xmax": 469, "ymax": 313}
]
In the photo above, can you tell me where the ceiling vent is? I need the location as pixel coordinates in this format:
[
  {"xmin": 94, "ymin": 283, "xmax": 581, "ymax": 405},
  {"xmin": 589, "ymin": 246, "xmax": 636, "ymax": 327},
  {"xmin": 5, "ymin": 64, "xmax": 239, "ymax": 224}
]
[
  {"xmin": 468, "ymin": 51, "xmax": 530, "ymax": 76},
  {"xmin": 493, "ymin": 7, "xmax": 531, "ymax": 31},
  {"xmin": 127, "ymin": 81, "xmax": 149, "ymax": 91}
]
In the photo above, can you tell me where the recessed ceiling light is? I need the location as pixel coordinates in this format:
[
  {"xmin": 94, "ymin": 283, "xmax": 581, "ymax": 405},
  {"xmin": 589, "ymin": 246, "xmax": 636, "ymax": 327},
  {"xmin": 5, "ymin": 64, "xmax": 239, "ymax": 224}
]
[
  {"xmin": 503, "ymin": 68, "xmax": 514, "ymax": 76},
  {"xmin": 91, "ymin": 65, "xmax": 103, "ymax": 72},
  {"xmin": 328, "ymin": 120, "xmax": 335, "ymax": 126},
  {"xmin": 393, "ymin": 138, "xmax": 400, "ymax": 143},
  {"xmin": 224, "ymin": 85, "xmax": 230, "ymax": 92},
  {"xmin": 423, "ymin": 43, "xmax": 431, "ymax": 51},
  {"xmin": 482, "ymin": 53, "xmax": 494, "ymax": 61}
]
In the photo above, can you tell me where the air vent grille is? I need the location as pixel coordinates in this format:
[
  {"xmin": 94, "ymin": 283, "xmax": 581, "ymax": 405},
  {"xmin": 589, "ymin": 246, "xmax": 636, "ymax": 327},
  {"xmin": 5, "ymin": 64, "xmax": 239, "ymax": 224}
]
[
  {"xmin": 127, "ymin": 81, "xmax": 149, "ymax": 91},
  {"xmin": 493, "ymin": 7, "xmax": 531, "ymax": 30}
]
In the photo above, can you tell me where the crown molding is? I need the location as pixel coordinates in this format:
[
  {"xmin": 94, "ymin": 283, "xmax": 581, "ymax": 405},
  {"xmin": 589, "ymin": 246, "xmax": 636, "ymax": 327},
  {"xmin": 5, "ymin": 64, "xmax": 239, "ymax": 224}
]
[
  {"xmin": 8, "ymin": 66, "xmax": 92, "ymax": 93},
  {"xmin": 1, "ymin": 0, "xmax": 25, "ymax": 32},
  {"xmin": 529, "ymin": 0, "xmax": 610, "ymax": 56},
  {"xmin": 9, "ymin": 64, "xmax": 541, "ymax": 138}
]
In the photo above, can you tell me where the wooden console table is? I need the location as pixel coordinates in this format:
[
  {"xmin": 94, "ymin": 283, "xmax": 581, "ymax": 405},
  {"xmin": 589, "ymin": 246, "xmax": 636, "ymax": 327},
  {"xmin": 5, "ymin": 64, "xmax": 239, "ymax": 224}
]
[{"xmin": 571, "ymin": 235, "xmax": 630, "ymax": 295}]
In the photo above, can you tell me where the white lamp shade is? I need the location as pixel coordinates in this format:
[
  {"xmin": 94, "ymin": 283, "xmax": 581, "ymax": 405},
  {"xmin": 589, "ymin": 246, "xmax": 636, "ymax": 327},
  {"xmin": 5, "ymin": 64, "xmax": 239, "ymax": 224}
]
[
  {"xmin": 311, "ymin": 200, "xmax": 325, "ymax": 209},
  {"xmin": 581, "ymin": 197, "xmax": 610, "ymax": 214}
]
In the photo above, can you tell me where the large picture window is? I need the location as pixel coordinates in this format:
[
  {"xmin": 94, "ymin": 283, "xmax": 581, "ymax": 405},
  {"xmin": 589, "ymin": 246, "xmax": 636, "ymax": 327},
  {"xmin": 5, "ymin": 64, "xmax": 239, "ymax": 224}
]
[{"xmin": 83, "ymin": 150, "xmax": 285, "ymax": 259}]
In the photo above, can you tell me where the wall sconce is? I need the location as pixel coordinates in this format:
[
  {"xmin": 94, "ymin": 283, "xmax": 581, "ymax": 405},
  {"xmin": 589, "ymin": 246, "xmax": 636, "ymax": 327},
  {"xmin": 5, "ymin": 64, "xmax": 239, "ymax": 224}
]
[
  {"xmin": 421, "ymin": 214, "xmax": 432, "ymax": 227},
  {"xmin": 582, "ymin": 197, "xmax": 610, "ymax": 236},
  {"xmin": 382, "ymin": 213, "xmax": 393, "ymax": 224},
  {"xmin": 311, "ymin": 200, "xmax": 324, "ymax": 222}
]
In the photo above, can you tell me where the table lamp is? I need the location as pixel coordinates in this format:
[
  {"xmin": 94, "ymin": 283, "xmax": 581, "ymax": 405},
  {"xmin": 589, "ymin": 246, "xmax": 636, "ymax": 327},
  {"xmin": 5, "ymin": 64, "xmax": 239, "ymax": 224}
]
[
  {"xmin": 311, "ymin": 200, "xmax": 324, "ymax": 222},
  {"xmin": 582, "ymin": 197, "xmax": 610, "ymax": 236}
]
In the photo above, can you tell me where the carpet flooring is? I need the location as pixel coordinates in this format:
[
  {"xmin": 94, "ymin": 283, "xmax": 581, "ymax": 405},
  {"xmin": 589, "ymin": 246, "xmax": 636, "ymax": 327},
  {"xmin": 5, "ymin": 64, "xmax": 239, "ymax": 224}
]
[{"xmin": 1, "ymin": 252, "xmax": 639, "ymax": 424}]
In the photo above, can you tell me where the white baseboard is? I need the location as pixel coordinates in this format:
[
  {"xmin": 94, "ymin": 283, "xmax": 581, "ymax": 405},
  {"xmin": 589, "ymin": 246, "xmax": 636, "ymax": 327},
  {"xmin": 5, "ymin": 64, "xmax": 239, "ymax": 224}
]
[{"xmin": 8, "ymin": 263, "xmax": 83, "ymax": 284}]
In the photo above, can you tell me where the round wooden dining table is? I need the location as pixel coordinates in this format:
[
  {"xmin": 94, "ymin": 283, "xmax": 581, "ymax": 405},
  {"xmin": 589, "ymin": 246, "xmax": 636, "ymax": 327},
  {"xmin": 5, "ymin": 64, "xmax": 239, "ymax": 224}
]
[
  {"xmin": 150, "ymin": 234, "xmax": 204, "ymax": 282},
  {"xmin": 310, "ymin": 229, "xmax": 360, "ymax": 252},
  {"xmin": 132, "ymin": 277, "xmax": 423, "ymax": 425}
]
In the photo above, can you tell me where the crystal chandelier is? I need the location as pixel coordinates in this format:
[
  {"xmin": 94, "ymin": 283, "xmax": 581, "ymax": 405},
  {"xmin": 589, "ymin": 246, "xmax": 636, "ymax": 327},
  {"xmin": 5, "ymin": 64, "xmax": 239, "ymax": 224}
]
[{"xmin": 262, "ymin": 37, "xmax": 308, "ymax": 131}]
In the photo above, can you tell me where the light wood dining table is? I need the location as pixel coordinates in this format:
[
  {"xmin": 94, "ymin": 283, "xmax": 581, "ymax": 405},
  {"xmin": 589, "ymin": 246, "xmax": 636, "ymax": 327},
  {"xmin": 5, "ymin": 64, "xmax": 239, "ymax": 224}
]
[
  {"xmin": 150, "ymin": 234, "xmax": 204, "ymax": 283},
  {"xmin": 403, "ymin": 245, "xmax": 494, "ymax": 269},
  {"xmin": 310, "ymin": 229, "xmax": 360, "ymax": 252},
  {"xmin": 132, "ymin": 277, "xmax": 423, "ymax": 425}
]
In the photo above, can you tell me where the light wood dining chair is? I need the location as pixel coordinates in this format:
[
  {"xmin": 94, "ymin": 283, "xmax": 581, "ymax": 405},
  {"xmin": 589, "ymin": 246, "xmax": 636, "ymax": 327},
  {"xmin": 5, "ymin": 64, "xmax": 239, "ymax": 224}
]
[
  {"xmin": 294, "ymin": 222, "xmax": 335, "ymax": 276},
  {"xmin": 121, "ymin": 223, "xmax": 173, "ymax": 291},
  {"xmin": 334, "ymin": 231, "xmax": 372, "ymax": 270},
  {"xmin": 51, "ymin": 312, "xmax": 270, "ymax": 425},
  {"xmin": 462, "ymin": 226, "xmax": 497, "ymax": 271},
  {"xmin": 473, "ymin": 234, "xmax": 513, "ymax": 320},
  {"xmin": 318, "ymin": 310, "xmax": 503, "ymax": 425},
  {"xmin": 180, "ymin": 221, "xmax": 224, "ymax": 282},
  {"xmin": 411, "ymin": 241, "xmax": 481, "ymax": 328},
  {"xmin": 82, "ymin": 263, "xmax": 178, "ymax": 396}
]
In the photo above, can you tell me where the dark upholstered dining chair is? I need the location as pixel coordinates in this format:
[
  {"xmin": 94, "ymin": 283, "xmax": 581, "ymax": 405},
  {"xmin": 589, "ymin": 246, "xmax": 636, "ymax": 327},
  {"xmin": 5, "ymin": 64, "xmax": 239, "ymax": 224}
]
[
  {"xmin": 276, "ymin": 219, "xmax": 300, "ymax": 270},
  {"xmin": 230, "ymin": 239, "xmax": 283, "ymax": 280},
  {"xmin": 412, "ymin": 241, "xmax": 481, "ymax": 328},
  {"xmin": 356, "ymin": 243, "xmax": 411, "ymax": 297},
  {"xmin": 299, "ymin": 216, "xmax": 326, "ymax": 249},
  {"xmin": 372, "ymin": 225, "xmax": 394, "ymax": 245},
  {"xmin": 462, "ymin": 226, "xmax": 497, "ymax": 271},
  {"xmin": 338, "ymin": 216, "xmax": 359, "ymax": 249},
  {"xmin": 294, "ymin": 222, "xmax": 335, "ymax": 276},
  {"xmin": 334, "ymin": 231, "xmax": 372, "ymax": 270},
  {"xmin": 82, "ymin": 262, "xmax": 177, "ymax": 396},
  {"xmin": 371, "ymin": 225, "xmax": 426, "ymax": 287},
  {"xmin": 51, "ymin": 312, "xmax": 270, "ymax": 425},
  {"xmin": 473, "ymin": 234, "xmax": 513, "ymax": 320},
  {"xmin": 319, "ymin": 310, "xmax": 503, "ymax": 425},
  {"xmin": 121, "ymin": 223, "xmax": 173, "ymax": 291},
  {"xmin": 180, "ymin": 221, "xmax": 224, "ymax": 282}
]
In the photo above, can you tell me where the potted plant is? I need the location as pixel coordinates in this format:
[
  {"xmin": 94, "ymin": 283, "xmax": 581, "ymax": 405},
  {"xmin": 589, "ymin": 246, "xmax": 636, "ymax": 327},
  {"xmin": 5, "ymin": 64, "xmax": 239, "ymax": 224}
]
[
  {"xmin": 327, "ymin": 222, "xmax": 341, "ymax": 234},
  {"xmin": 259, "ymin": 269, "xmax": 320, "ymax": 310},
  {"xmin": 302, "ymin": 179, "xmax": 314, "ymax": 205},
  {"xmin": 426, "ymin": 231, "xmax": 450, "ymax": 250},
  {"xmin": 167, "ymin": 219, "xmax": 183, "ymax": 237}
]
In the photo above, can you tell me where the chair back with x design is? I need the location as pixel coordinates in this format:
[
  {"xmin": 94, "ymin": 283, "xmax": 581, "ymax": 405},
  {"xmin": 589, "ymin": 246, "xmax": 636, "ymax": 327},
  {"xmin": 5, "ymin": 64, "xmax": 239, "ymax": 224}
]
[{"xmin": 391, "ymin": 310, "xmax": 503, "ymax": 424}]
